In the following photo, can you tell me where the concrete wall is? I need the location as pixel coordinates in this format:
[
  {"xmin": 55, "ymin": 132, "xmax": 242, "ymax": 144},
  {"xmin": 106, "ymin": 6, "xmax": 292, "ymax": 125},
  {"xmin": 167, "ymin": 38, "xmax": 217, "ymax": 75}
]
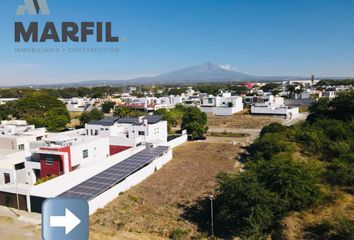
[
  {"xmin": 200, "ymin": 106, "xmax": 243, "ymax": 116},
  {"xmin": 251, "ymin": 106, "xmax": 299, "ymax": 118},
  {"xmin": 0, "ymin": 138, "xmax": 16, "ymax": 150},
  {"xmin": 88, "ymin": 149, "xmax": 173, "ymax": 214},
  {"xmin": 0, "ymin": 168, "xmax": 15, "ymax": 185},
  {"xmin": 163, "ymin": 134, "xmax": 188, "ymax": 149}
]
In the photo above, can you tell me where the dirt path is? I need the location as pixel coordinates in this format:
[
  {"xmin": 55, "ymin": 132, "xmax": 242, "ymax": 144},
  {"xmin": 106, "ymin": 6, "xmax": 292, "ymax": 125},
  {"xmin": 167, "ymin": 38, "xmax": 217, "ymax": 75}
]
[{"xmin": 0, "ymin": 216, "xmax": 41, "ymax": 240}]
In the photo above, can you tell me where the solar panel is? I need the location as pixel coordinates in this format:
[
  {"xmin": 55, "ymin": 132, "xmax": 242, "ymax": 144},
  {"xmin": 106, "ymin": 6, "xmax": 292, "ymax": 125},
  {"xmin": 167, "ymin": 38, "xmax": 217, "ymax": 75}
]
[
  {"xmin": 87, "ymin": 117, "xmax": 120, "ymax": 126},
  {"xmin": 58, "ymin": 146, "xmax": 169, "ymax": 201},
  {"xmin": 144, "ymin": 115, "xmax": 163, "ymax": 124},
  {"xmin": 117, "ymin": 117, "xmax": 140, "ymax": 124}
]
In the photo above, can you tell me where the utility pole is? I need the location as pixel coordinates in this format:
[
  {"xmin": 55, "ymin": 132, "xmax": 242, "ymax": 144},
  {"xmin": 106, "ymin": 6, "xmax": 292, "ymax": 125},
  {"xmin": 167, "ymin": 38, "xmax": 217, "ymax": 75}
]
[
  {"xmin": 16, "ymin": 181, "xmax": 20, "ymax": 216},
  {"xmin": 209, "ymin": 195, "xmax": 214, "ymax": 237}
]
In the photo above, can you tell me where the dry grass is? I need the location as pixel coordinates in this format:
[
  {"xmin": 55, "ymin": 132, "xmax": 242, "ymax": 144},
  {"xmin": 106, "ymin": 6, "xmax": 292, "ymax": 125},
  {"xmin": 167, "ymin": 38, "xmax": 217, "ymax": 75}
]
[
  {"xmin": 280, "ymin": 188, "xmax": 354, "ymax": 240},
  {"xmin": 207, "ymin": 131, "xmax": 250, "ymax": 138},
  {"xmin": 69, "ymin": 111, "xmax": 83, "ymax": 119},
  {"xmin": 90, "ymin": 142, "xmax": 241, "ymax": 239},
  {"xmin": 207, "ymin": 114, "xmax": 283, "ymax": 129},
  {"xmin": 0, "ymin": 216, "xmax": 40, "ymax": 240}
]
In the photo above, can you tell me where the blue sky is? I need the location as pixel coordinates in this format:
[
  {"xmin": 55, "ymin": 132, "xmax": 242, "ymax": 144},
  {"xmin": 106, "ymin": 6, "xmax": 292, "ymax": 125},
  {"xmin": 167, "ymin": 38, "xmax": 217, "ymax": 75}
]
[{"xmin": 0, "ymin": 0, "xmax": 354, "ymax": 86}]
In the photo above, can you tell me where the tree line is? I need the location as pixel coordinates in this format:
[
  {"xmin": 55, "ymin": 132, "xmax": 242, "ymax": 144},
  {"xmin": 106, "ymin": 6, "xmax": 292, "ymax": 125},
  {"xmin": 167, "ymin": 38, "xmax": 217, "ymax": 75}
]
[{"xmin": 211, "ymin": 91, "xmax": 354, "ymax": 239}]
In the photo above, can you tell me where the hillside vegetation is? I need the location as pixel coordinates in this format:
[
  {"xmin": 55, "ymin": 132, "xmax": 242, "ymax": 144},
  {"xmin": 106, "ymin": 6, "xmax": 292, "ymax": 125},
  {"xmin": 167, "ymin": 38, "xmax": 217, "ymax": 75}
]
[{"xmin": 212, "ymin": 91, "xmax": 354, "ymax": 239}]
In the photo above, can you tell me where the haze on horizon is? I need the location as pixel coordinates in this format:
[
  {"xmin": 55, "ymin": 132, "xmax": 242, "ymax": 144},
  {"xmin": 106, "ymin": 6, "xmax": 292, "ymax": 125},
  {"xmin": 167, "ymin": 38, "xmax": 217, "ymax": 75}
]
[{"xmin": 0, "ymin": 0, "xmax": 354, "ymax": 86}]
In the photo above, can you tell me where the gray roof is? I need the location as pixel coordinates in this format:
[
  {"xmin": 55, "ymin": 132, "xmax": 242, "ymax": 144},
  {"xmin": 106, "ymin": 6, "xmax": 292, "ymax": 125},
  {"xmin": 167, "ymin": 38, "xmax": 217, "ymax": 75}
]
[
  {"xmin": 118, "ymin": 115, "xmax": 163, "ymax": 125},
  {"xmin": 88, "ymin": 115, "xmax": 163, "ymax": 126},
  {"xmin": 87, "ymin": 117, "xmax": 120, "ymax": 126},
  {"xmin": 144, "ymin": 115, "xmax": 163, "ymax": 124},
  {"xmin": 117, "ymin": 117, "xmax": 140, "ymax": 124}
]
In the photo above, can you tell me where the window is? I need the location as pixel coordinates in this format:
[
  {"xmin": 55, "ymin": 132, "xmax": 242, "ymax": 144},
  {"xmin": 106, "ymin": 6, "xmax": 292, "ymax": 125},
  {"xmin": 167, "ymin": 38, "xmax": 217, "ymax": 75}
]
[
  {"xmin": 4, "ymin": 173, "xmax": 10, "ymax": 184},
  {"xmin": 208, "ymin": 98, "xmax": 213, "ymax": 104},
  {"xmin": 83, "ymin": 150, "xmax": 89, "ymax": 158},
  {"xmin": 46, "ymin": 158, "xmax": 53, "ymax": 165},
  {"xmin": 138, "ymin": 131, "xmax": 145, "ymax": 136},
  {"xmin": 94, "ymin": 130, "xmax": 98, "ymax": 136},
  {"xmin": 34, "ymin": 169, "xmax": 40, "ymax": 178},
  {"xmin": 18, "ymin": 144, "xmax": 25, "ymax": 150},
  {"xmin": 15, "ymin": 163, "xmax": 25, "ymax": 170}
]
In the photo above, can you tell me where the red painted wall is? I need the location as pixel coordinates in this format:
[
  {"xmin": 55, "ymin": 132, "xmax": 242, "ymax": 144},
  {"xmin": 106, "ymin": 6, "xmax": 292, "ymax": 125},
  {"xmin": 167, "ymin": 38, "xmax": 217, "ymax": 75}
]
[
  {"xmin": 39, "ymin": 146, "xmax": 72, "ymax": 177},
  {"xmin": 109, "ymin": 145, "xmax": 131, "ymax": 156},
  {"xmin": 39, "ymin": 154, "xmax": 63, "ymax": 177}
]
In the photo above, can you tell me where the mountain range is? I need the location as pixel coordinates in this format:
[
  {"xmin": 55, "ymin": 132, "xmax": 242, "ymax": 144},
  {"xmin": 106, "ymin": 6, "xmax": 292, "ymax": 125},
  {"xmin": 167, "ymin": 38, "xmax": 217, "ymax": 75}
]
[
  {"xmin": 66, "ymin": 62, "xmax": 306, "ymax": 87},
  {"xmin": 11, "ymin": 62, "xmax": 316, "ymax": 88}
]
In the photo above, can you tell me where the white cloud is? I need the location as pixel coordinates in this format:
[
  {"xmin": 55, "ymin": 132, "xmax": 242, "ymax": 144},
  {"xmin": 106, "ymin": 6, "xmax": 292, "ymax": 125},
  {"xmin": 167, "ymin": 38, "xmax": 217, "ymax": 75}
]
[{"xmin": 219, "ymin": 64, "xmax": 234, "ymax": 71}]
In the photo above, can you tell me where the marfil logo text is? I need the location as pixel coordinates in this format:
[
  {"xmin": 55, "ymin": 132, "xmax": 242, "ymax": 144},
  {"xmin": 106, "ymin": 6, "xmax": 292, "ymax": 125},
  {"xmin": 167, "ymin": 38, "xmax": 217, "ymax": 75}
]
[{"xmin": 15, "ymin": 0, "xmax": 119, "ymax": 43}]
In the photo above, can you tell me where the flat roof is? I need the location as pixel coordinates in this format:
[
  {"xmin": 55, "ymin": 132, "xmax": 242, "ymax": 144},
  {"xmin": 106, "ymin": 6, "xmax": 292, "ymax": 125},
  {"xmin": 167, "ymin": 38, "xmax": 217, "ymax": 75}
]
[
  {"xmin": 30, "ymin": 146, "xmax": 146, "ymax": 198},
  {"xmin": 0, "ymin": 149, "xmax": 20, "ymax": 155}
]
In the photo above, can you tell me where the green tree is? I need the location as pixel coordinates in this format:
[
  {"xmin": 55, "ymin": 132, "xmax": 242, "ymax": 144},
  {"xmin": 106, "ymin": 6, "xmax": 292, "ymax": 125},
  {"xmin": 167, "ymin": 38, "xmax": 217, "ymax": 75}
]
[
  {"xmin": 155, "ymin": 109, "xmax": 174, "ymax": 132},
  {"xmin": 215, "ymin": 172, "xmax": 283, "ymax": 238},
  {"xmin": 260, "ymin": 83, "xmax": 281, "ymax": 93},
  {"xmin": 44, "ymin": 107, "xmax": 70, "ymax": 132},
  {"xmin": 308, "ymin": 97, "xmax": 330, "ymax": 122},
  {"xmin": 248, "ymin": 133, "xmax": 290, "ymax": 160},
  {"xmin": 181, "ymin": 107, "xmax": 208, "ymax": 139},
  {"xmin": 250, "ymin": 157, "xmax": 320, "ymax": 211},
  {"xmin": 0, "ymin": 105, "xmax": 10, "ymax": 120},
  {"xmin": 329, "ymin": 91, "xmax": 354, "ymax": 121},
  {"xmin": 79, "ymin": 108, "xmax": 104, "ymax": 125},
  {"xmin": 79, "ymin": 112, "xmax": 91, "ymax": 125},
  {"xmin": 101, "ymin": 101, "xmax": 116, "ymax": 113},
  {"xmin": 12, "ymin": 92, "xmax": 70, "ymax": 129},
  {"xmin": 260, "ymin": 123, "xmax": 287, "ymax": 137},
  {"xmin": 113, "ymin": 107, "xmax": 144, "ymax": 118},
  {"xmin": 89, "ymin": 108, "xmax": 104, "ymax": 120},
  {"xmin": 325, "ymin": 154, "xmax": 354, "ymax": 186}
]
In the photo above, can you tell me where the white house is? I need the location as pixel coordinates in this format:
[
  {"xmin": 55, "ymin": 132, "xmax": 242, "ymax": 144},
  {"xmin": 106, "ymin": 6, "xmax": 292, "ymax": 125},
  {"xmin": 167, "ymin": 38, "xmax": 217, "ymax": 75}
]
[
  {"xmin": 200, "ymin": 93, "xmax": 243, "ymax": 116},
  {"xmin": 0, "ymin": 98, "xmax": 18, "ymax": 105},
  {"xmin": 60, "ymin": 98, "xmax": 93, "ymax": 112},
  {"xmin": 0, "ymin": 149, "xmax": 28, "ymax": 185},
  {"xmin": 27, "ymin": 131, "xmax": 110, "ymax": 183},
  {"xmin": 85, "ymin": 116, "xmax": 168, "ymax": 154},
  {"xmin": 0, "ymin": 120, "xmax": 46, "ymax": 151},
  {"xmin": 322, "ymin": 91, "xmax": 336, "ymax": 99},
  {"xmin": 251, "ymin": 95, "xmax": 299, "ymax": 119}
]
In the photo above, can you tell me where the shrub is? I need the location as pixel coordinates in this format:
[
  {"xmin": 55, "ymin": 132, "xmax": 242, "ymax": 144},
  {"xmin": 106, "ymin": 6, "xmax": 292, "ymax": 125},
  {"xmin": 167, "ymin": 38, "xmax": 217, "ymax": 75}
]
[
  {"xmin": 169, "ymin": 228, "xmax": 189, "ymax": 240},
  {"xmin": 260, "ymin": 123, "xmax": 287, "ymax": 137},
  {"xmin": 215, "ymin": 172, "xmax": 284, "ymax": 237}
]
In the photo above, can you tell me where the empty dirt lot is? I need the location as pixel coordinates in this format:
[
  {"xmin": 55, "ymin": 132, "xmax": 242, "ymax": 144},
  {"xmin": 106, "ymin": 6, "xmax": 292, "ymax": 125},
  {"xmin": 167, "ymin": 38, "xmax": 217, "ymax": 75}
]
[
  {"xmin": 207, "ymin": 114, "xmax": 283, "ymax": 129},
  {"xmin": 90, "ymin": 141, "xmax": 241, "ymax": 239}
]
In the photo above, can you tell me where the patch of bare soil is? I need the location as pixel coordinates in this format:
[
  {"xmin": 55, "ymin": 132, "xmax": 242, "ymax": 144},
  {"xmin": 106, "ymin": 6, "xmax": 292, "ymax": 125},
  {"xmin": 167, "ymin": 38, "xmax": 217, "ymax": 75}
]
[{"xmin": 90, "ymin": 142, "xmax": 240, "ymax": 239}]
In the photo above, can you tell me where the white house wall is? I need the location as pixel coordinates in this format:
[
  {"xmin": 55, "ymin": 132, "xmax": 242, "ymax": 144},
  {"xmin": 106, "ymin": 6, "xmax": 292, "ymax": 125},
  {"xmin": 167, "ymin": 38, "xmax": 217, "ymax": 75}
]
[{"xmin": 70, "ymin": 137, "xmax": 110, "ymax": 167}]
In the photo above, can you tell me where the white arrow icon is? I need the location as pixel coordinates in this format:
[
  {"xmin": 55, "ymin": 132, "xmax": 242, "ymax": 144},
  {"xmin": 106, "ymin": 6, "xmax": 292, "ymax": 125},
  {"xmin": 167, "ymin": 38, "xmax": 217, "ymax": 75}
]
[{"xmin": 50, "ymin": 208, "xmax": 81, "ymax": 235}]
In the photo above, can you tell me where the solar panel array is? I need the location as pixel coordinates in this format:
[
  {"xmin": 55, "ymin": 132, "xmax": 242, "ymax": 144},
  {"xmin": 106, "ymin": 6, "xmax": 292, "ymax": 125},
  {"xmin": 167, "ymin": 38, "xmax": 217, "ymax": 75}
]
[
  {"xmin": 58, "ymin": 146, "xmax": 169, "ymax": 201},
  {"xmin": 88, "ymin": 117, "xmax": 120, "ymax": 126},
  {"xmin": 143, "ymin": 115, "xmax": 163, "ymax": 124}
]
